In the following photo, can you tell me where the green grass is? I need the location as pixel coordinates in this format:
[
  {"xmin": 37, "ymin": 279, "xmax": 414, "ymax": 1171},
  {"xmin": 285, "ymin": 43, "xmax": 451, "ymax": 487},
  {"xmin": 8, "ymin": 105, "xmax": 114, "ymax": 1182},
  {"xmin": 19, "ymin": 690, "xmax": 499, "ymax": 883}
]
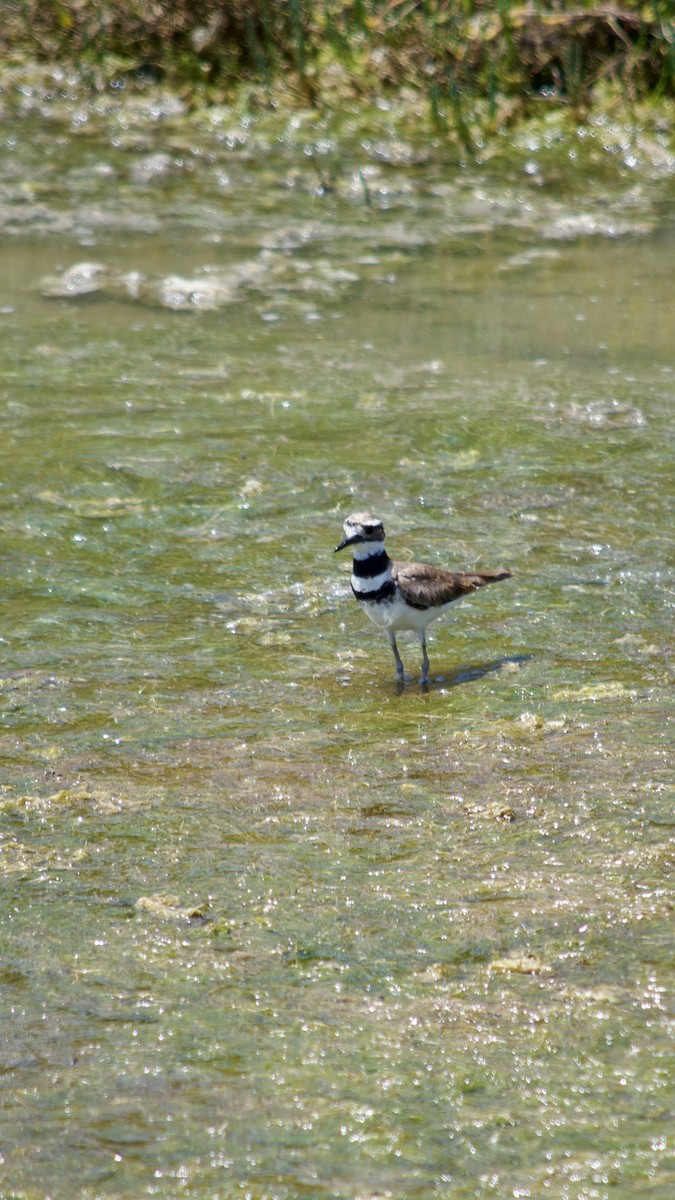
[{"xmin": 1, "ymin": 1, "xmax": 673, "ymax": 135}]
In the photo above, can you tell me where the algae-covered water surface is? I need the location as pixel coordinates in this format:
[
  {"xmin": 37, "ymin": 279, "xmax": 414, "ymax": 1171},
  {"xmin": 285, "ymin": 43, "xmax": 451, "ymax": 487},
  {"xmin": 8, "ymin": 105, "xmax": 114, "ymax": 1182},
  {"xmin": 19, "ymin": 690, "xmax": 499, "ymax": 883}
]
[{"xmin": 0, "ymin": 96, "xmax": 673, "ymax": 1199}]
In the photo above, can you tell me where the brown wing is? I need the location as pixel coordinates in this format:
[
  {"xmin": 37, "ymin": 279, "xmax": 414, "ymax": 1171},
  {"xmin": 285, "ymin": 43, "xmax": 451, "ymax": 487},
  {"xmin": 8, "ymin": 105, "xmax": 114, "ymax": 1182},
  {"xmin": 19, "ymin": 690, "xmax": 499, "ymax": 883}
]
[{"xmin": 393, "ymin": 560, "xmax": 511, "ymax": 611}]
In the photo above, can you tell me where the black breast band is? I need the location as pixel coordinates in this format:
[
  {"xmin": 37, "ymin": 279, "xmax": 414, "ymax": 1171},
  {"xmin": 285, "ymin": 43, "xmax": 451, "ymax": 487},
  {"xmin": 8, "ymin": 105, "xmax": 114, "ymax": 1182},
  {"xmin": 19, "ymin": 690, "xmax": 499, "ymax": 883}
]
[{"xmin": 352, "ymin": 579, "xmax": 396, "ymax": 603}]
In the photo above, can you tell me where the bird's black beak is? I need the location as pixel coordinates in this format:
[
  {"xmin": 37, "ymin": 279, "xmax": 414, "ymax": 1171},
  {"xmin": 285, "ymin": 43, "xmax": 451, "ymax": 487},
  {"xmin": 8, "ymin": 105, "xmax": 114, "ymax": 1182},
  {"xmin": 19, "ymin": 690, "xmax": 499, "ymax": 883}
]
[{"xmin": 335, "ymin": 533, "xmax": 361, "ymax": 553}]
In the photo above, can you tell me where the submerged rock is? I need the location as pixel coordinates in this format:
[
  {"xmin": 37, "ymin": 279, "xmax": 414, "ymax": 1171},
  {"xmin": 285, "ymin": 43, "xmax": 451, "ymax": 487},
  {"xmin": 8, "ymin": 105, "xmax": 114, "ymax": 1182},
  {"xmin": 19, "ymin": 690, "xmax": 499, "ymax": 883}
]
[
  {"xmin": 134, "ymin": 893, "xmax": 210, "ymax": 922},
  {"xmin": 38, "ymin": 253, "xmax": 275, "ymax": 311},
  {"xmin": 39, "ymin": 260, "xmax": 109, "ymax": 297}
]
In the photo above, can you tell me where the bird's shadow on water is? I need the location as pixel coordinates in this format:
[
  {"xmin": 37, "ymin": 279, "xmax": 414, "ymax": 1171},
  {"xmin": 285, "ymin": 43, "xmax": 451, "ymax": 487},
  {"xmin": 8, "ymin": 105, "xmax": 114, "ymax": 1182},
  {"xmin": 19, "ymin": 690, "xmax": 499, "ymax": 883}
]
[{"xmin": 395, "ymin": 654, "xmax": 532, "ymax": 695}]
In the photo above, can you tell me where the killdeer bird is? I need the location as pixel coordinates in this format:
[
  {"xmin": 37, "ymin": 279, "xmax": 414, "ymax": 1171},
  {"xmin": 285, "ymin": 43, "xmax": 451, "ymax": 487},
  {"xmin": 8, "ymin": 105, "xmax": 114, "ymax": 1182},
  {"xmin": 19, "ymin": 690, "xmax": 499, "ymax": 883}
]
[{"xmin": 335, "ymin": 512, "xmax": 512, "ymax": 684}]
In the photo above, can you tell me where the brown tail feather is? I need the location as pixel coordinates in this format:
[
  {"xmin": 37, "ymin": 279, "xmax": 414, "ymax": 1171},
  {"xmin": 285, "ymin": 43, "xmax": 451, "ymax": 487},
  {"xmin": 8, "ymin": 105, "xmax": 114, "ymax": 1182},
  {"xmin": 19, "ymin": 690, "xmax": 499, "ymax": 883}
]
[{"xmin": 468, "ymin": 569, "xmax": 512, "ymax": 585}]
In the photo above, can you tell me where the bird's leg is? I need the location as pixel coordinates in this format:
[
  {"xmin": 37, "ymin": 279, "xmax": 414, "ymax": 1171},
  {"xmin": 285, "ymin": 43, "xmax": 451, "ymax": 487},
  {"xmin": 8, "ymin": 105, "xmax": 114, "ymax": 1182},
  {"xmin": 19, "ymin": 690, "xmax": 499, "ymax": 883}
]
[
  {"xmin": 387, "ymin": 630, "xmax": 405, "ymax": 680},
  {"xmin": 418, "ymin": 631, "xmax": 430, "ymax": 684}
]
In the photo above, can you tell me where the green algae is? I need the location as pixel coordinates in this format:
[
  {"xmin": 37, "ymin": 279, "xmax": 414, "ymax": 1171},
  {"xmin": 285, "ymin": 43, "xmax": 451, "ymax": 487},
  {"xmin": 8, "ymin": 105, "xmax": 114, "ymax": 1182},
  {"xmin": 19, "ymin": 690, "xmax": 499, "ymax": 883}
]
[{"xmin": 0, "ymin": 94, "xmax": 673, "ymax": 1200}]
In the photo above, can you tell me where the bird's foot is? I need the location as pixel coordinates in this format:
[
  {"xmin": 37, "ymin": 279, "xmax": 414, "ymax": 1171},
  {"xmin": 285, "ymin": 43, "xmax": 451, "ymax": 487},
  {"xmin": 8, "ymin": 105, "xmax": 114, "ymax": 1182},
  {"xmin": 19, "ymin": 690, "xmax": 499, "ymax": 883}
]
[{"xmin": 394, "ymin": 668, "xmax": 414, "ymax": 691}]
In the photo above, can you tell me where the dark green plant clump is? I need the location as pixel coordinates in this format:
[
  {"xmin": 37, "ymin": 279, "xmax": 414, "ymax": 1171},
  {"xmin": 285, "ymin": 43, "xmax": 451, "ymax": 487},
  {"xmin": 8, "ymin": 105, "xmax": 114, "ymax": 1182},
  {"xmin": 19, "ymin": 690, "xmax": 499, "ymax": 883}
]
[{"xmin": 1, "ymin": 2, "xmax": 673, "ymax": 128}]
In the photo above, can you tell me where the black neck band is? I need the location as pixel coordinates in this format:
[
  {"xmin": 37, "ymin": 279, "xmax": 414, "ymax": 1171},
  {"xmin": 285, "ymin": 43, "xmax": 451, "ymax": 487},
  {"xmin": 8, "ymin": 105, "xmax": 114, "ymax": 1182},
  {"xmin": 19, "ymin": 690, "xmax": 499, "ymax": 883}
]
[{"xmin": 352, "ymin": 550, "xmax": 390, "ymax": 579}]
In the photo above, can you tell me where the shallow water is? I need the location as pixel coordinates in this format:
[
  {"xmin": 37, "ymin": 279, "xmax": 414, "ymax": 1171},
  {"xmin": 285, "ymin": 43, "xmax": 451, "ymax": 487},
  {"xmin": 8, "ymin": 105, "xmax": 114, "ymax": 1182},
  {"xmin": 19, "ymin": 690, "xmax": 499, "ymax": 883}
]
[{"xmin": 0, "ymin": 97, "xmax": 673, "ymax": 1199}]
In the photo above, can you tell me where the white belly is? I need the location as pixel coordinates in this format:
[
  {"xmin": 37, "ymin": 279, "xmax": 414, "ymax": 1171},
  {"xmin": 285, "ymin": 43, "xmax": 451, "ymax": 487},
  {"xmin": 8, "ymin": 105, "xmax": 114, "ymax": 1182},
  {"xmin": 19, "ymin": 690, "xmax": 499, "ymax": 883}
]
[{"xmin": 361, "ymin": 594, "xmax": 463, "ymax": 633}]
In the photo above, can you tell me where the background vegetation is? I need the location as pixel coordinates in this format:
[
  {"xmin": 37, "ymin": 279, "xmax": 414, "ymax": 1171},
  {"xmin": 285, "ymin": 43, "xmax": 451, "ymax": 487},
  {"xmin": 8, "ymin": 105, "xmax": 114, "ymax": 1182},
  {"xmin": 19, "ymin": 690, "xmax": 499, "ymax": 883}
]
[{"xmin": 1, "ymin": 2, "xmax": 673, "ymax": 129}]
